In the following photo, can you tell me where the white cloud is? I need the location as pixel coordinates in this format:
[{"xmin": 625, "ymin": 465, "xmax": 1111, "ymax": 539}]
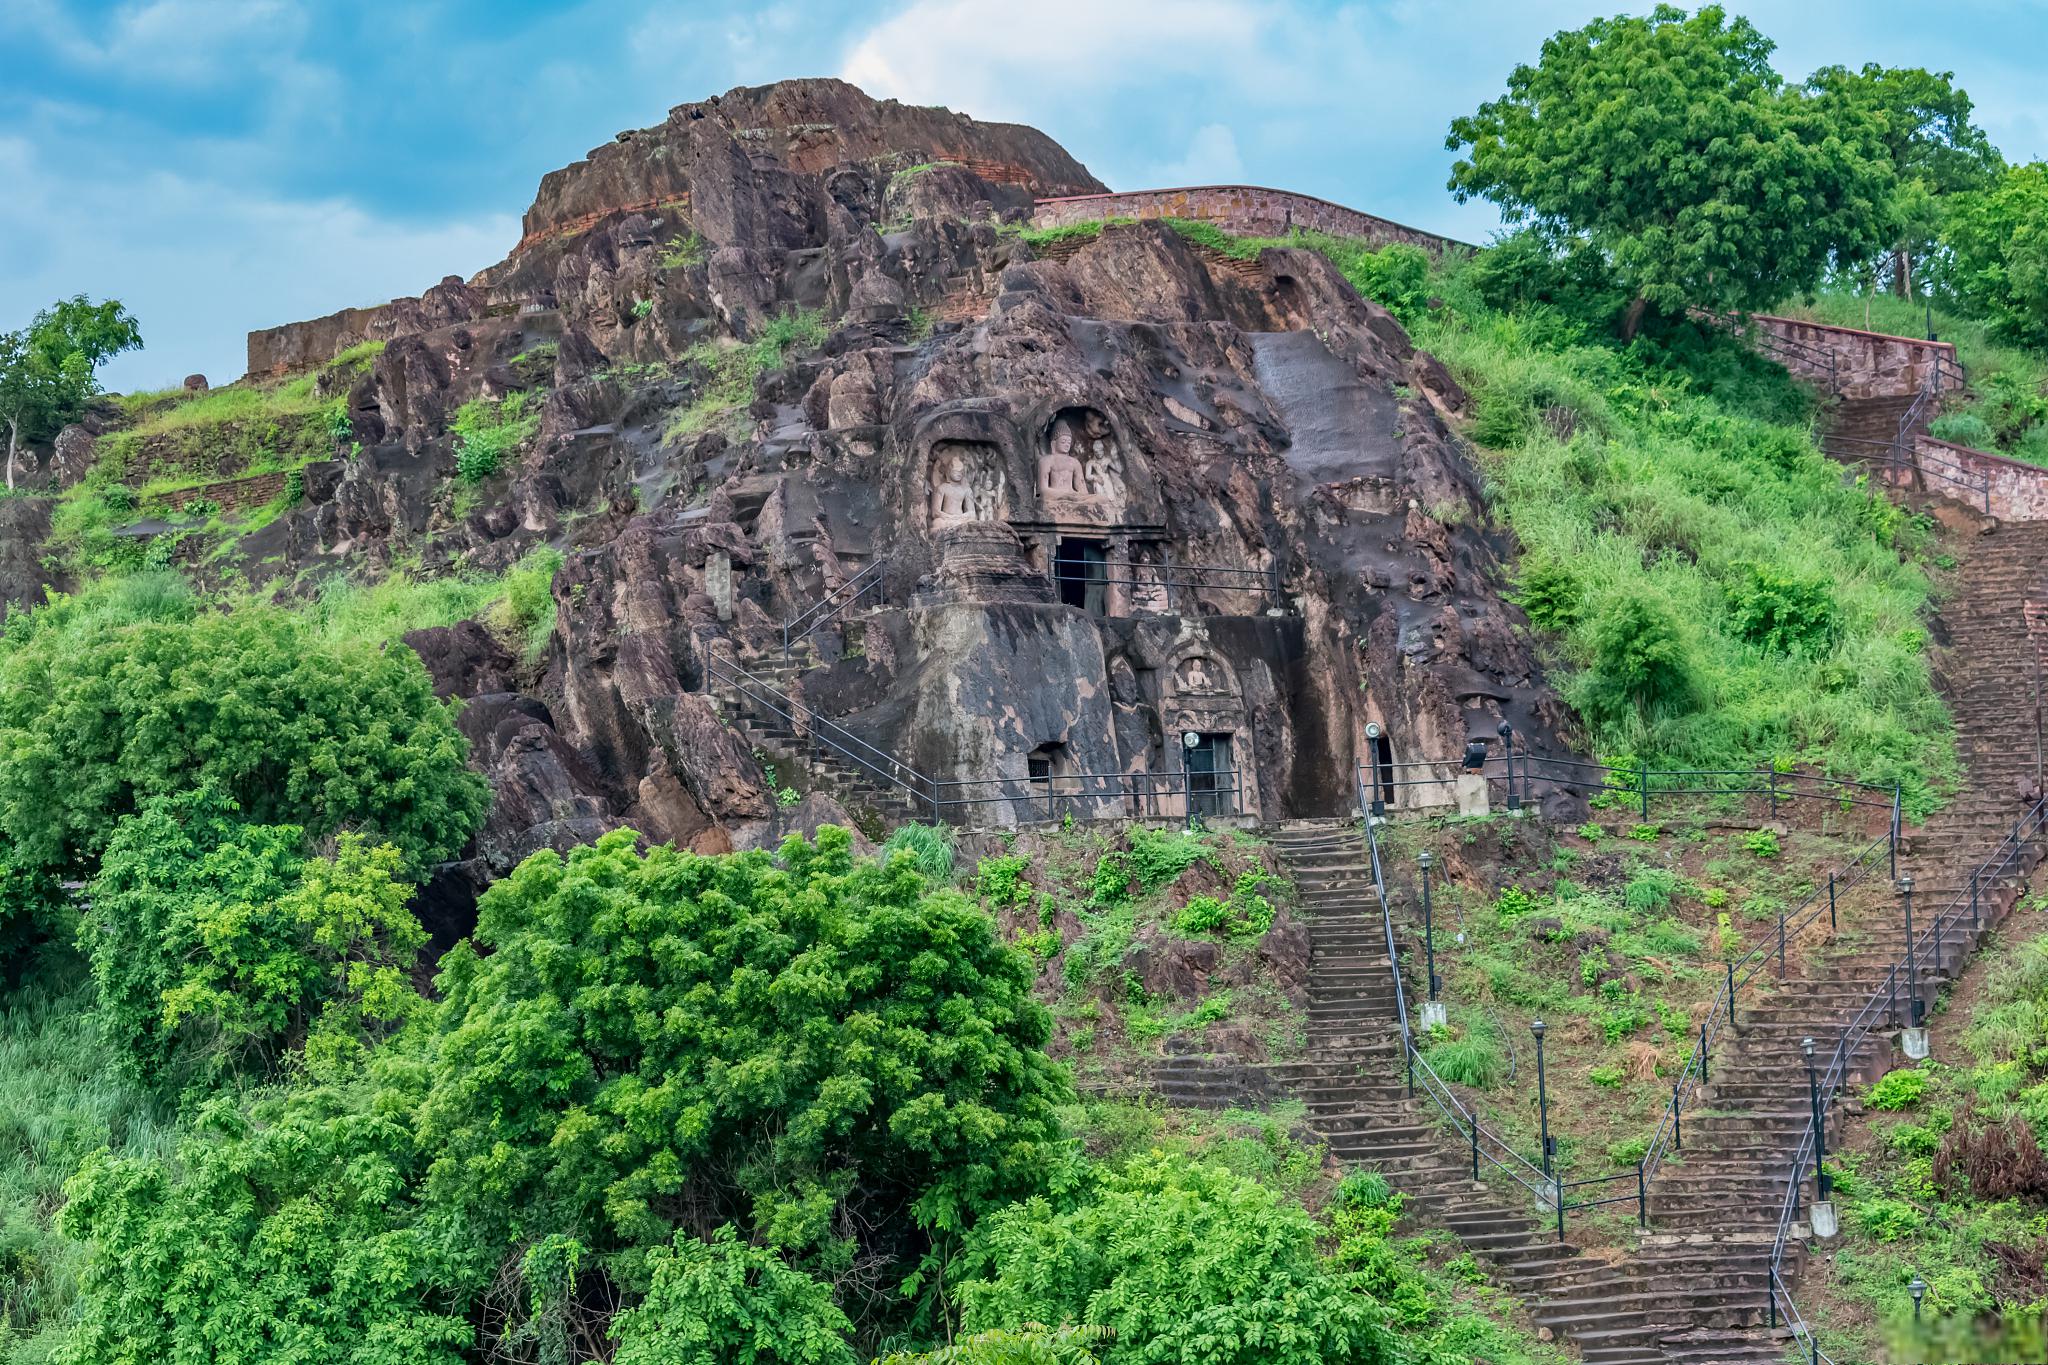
[
  {"xmin": 4, "ymin": 0, "xmax": 309, "ymax": 87},
  {"xmin": 0, "ymin": 135, "xmax": 515, "ymax": 393},
  {"xmin": 1142, "ymin": 124, "xmax": 1244, "ymax": 187},
  {"xmin": 839, "ymin": 0, "xmax": 1270, "ymax": 124}
]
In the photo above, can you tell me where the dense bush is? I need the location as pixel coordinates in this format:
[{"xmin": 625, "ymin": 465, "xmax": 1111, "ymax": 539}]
[
  {"xmin": 84, "ymin": 794, "xmax": 427, "ymax": 1092},
  {"xmin": 959, "ymin": 1152, "xmax": 1396, "ymax": 1365},
  {"xmin": 0, "ymin": 580, "xmax": 488, "ymax": 893},
  {"xmin": 609, "ymin": 1226, "xmax": 855, "ymax": 1365},
  {"xmin": 414, "ymin": 827, "xmax": 1070, "ymax": 1310}
]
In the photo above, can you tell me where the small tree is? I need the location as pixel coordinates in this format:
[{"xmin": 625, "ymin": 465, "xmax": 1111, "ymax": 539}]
[
  {"xmin": 1940, "ymin": 162, "xmax": 2048, "ymax": 347},
  {"xmin": 0, "ymin": 296, "xmax": 141, "ymax": 489},
  {"xmin": 1447, "ymin": 5, "xmax": 1896, "ymax": 333}
]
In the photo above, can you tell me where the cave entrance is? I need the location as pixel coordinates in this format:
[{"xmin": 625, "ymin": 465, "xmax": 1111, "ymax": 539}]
[
  {"xmin": 1027, "ymin": 742, "xmax": 1069, "ymax": 820},
  {"xmin": 1054, "ymin": 537, "xmax": 1108, "ymax": 615},
  {"xmin": 1184, "ymin": 732, "xmax": 1235, "ymax": 818}
]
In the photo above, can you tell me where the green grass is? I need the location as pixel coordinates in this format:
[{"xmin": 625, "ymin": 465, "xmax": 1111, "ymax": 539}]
[
  {"xmin": 451, "ymin": 390, "xmax": 541, "ymax": 483},
  {"xmin": 0, "ymin": 977, "xmax": 179, "ymax": 1361},
  {"xmin": 662, "ymin": 309, "xmax": 830, "ymax": 445}
]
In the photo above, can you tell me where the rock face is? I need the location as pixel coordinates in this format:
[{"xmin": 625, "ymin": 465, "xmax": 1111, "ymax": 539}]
[{"xmin": 33, "ymin": 78, "xmax": 1574, "ymax": 866}]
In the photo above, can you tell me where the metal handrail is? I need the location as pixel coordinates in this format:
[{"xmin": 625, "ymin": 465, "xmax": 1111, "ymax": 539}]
[
  {"xmin": 782, "ymin": 556, "xmax": 891, "ymax": 658},
  {"xmin": 1764, "ymin": 797, "xmax": 2048, "ymax": 1361}
]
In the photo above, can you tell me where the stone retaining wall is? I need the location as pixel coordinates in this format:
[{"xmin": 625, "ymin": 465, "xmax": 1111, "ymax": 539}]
[
  {"xmin": 1913, "ymin": 437, "xmax": 2048, "ymax": 521},
  {"xmin": 1743, "ymin": 313, "xmax": 1961, "ymax": 400},
  {"xmin": 147, "ymin": 470, "xmax": 289, "ymax": 518},
  {"xmin": 1031, "ymin": 185, "xmax": 1468, "ymax": 255}
]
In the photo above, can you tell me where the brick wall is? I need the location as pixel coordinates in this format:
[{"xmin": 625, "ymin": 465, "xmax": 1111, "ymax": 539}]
[
  {"xmin": 1031, "ymin": 185, "xmax": 1468, "ymax": 255},
  {"xmin": 1912, "ymin": 437, "xmax": 2048, "ymax": 521},
  {"xmin": 147, "ymin": 470, "xmax": 290, "ymax": 518},
  {"xmin": 1743, "ymin": 314, "xmax": 1962, "ymax": 400}
]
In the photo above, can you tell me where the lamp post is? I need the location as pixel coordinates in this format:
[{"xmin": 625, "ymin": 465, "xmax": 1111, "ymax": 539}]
[
  {"xmin": 1803, "ymin": 1036, "xmax": 1837, "ymax": 1238},
  {"xmin": 1364, "ymin": 722, "xmax": 1385, "ymax": 818},
  {"xmin": 1532, "ymin": 1019, "xmax": 1553, "ymax": 1178},
  {"xmin": 1909, "ymin": 1277, "xmax": 1926, "ymax": 1324},
  {"xmin": 1900, "ymin": 875, "xmax": 1931, "ymax": 1059},
  {"xmin": 1498, "ymin": 719, "xmax": 1519, "ymax": 811},
  {"xmin": 1419, "ymin": 852, "xmax": 1445, "ymax": 1029}
]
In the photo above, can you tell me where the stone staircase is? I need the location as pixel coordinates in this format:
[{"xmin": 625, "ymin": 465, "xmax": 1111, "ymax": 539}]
[
  {"xmin": 1269, "ymin": 821, "xmax": 1787, "ymax": 1365},
  {"xmin": 705, "ymin": 646, "xmax": 929, "ymax": 828},
  {"xmin": 1819, "ymin": 390, "xmax": 1925, "ymax": 467}
]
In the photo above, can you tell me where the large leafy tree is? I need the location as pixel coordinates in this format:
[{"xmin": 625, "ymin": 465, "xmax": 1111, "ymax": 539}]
[
  {"xmin": 414, "ymin": 827, "xmax": 1070, "ymax": 1327},
  {"xmin": 1940, "ymin": 162, "xmax": 2048, "ymax": 347},
  {"xmin": 1806, "ymin": 63, "xmax": 2004, "ymax": 295},
  {"xmin": 1447, "ymin": 5, "xmax": 1896, "ymax": 332},
  {"xmin": 0, "ymin": 296, "xmax": 141, "ymax": 489},
  {"xmin": 0, "ymin": 584, "xmax": 487, "ymax": 888}
]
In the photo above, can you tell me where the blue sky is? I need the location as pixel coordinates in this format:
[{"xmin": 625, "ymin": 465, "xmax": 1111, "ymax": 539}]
[{"xmin": 5, "ymin": 0, "xmax": 2045, "ymax": 392}]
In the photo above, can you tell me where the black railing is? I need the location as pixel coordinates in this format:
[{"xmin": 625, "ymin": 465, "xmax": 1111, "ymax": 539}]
[
  {"xmin": 710, "ymin": 648, "xmax": 1241, "ymax": 828},
  {"xmin": 1351, "ymin": 743, "xmax": 1905, "ymax": 1239},
  {"xmin": 1353, "ymin": 764, "xmax": 1563, "ymax": 1225},
  {"xmin": 1049, "ymin": 557, "xmax": 1287, "ymax": 613},
  {"xmin": 782, "ymin": 556, "xmax": 892, "ymax": 658},
  {"xmin": 1764, "ymin": 796, "xmax": 2048, "ymax": 1362}
]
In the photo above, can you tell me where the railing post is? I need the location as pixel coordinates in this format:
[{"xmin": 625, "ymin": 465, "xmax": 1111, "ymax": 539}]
[
  {"xmin": 1971, "ymin": 868, "xmax": 1980, "ymax": 932},
  {"xmin": 1766, "ymin": 766, "xmax": 1778, "ymax": 820},
  {"xmin": 1403, "ymin": 1028, "xmax": 1415, "ymax": 1097},
  {"xmin": 1554, "ymin": 1175, "xmax": 1565, "ymax": 1242},
  {"xmin": 1890, "ymin": 783, "xmax": 1901, "ymax": 880},
  {"xmin": 1499, "ymin": 720, "xmax": 1520, "ymax": 811},
  {"xmin": 1726, "ymin": 959, "xmax": 1736, "ymax": 1028},
  {"xmin": 1470, "ymin": 1112, "xmax": 1480, "ymax": 1180},
  {"xmin": 1778, "ymin": 910, "xmax": 1787, "ymax": 976},
  {"xmin": 1639, "ymin": 763, "xmax": 1650, "ymax": 821},
  {"xmin": 1637, "ymin": 1163, "xmax": 1647, "ymax": 1228},
  {"xmin": 1828, "ymin": 872, "xmax": 1837, "ymax": 931},
  {"xmin": 1699, "ymin": 1022, "xmax": 1710, "ymax": 1083},
  {"xmin": 1673, "ymin": 1080, "xmax": 1683, "ymax": 1152}
]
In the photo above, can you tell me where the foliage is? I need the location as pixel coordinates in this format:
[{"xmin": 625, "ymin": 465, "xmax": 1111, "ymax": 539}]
[
  {"xmin": 958, "ymin": 1152, "xmax": 1396, "ymax": 1365},
  {"xmin": 879, "ymin": 1326, "xmax": 1113, "ymax": 1365},
  {"xmin": 1425, "ymin": 1030, "xmax": 1506, "ymax": 1088},
  {"xmin": 0, "ymin": 296, "xmax": 142, "ymax": 488},
  {"xmin": 1578, "ymin": 591, "xmax": 1697, "ymax": 728},
  {"xmin": 1724, "ymin": 562, "xmax": 1838, "ymax": 656},
  {"xmin": 0, "ymin": 585, "xmax": 488, "ymax": 895},
  {"xmin": 1172, "ymin": 871, "xmax": 1276, "ymax": 941},
  {"xmin": 414, "ymin": 827, "xmax": 1070, "ymax": 1309},
  {"xmin": 1939, "ymin": 162, "xmax": 2048, "ymax": 348},
  {"xmin": 1447, "ymin": 5, "xmax": 1896, "ymax": 320},
  {"xmin": 1867, "ymin": 1067, "xmax": 1931, "ymax": 1110},
  {"xmin": 665, "ymin": 310, "xmax": 829, "ymax": 443},
  {"xmin": 975, "ymin": 854, "xmax": 1033, "ymax": 910},
  {"xmin": 883, "ymin": 824, "xmax": 957, "ymax": 882},
  {"xmin": 488, "ymin": 545, "xmax": 564, "ymax": 663},
  {"xmin": 1741, "ymin": 829, "xmax": 1780, "ymax": 858},
  {"xmin": 56, "ymin": 1083, "xmax": 471, "ymax": 1365},
  {"xmin": 451, "ymin": 390, "xmax": 540, "ymax": 483},
  {"xmin": 656, "ymin": 233, "xmax": 708, "ymax": 271},
  {"xmin": 608, "ymin": 1226, "xmax": 856, "ymax": 1365}
]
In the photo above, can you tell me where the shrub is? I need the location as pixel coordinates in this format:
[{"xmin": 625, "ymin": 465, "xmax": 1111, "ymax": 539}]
[
  {"xmin": 975, "ymin": 853, "xmax": 1033, "ymax": 908},
  {"xmin": 1742, "ymin": 829, "xmax": 1781, "ymax": 859},
  {"xmin": 1640, "ymin": 918, "xmax": 1703, "ymax": 957},
  {"xmin": 1514, "ymin": 554, "xmax": 1583, "ymax": 631},
  {"xmin": 1608, "ymin": 1135, "xmax": 1650, "ymax": 1166},
  {"xmin": 1725, "ymin": 563, "xmax": 1838, "ymax": 655},
  {"xmin": 1930, "ymin": 411, "xmax": 1998, "ymax": 449},
  {"xmin": 1588, "ymin": 1064, "xmax": 1625, "ymax": 1088},
  {"xmin": 1579, "ymin": 592, "xmax": 1697, "ymax": 727},
  {"xmin": 451, "ymin": 391, "xmax": 540, "ymax": 483},
  {"xmin": 1172, "ymin": 870, "xmax": 1276, "ymax": 941},
  {"xmin": 882, "ymin": 823, "xmax": 956, "ymax": 882},
  {"xmin": 609, "ymin": 1226, "xmax": 855, "ymax": 1365},
  {"xmin": 1852, "ymin": 1197, "xmax": 1925, "ymax": 1241},
  {"xmin": 416, "ymin": 828, "xmax": 1070, "ymax": 1305},
  {"xmin": 1867, "ymin": 1068, "xmax": 1931, "ymax": 1111},
  {"xmin": 84, "ymin": 794, "xmax": 426, "ymax": 1090},
  {"xmin": 957, "ymin": 1152, "xmax": 1395, "ymax": 1365},
  {"xmin": 1494, "ymin": 885, "xmax": 1544, "ymax": 921},
  {"xmin": 0, "ymin": 585, "xmax": 488, "ymax": 894},
  {"xmin": 1126, "ymin": 827, "xmax": 1216, "ymax": 890},
  {"xmin": 1933, "ymin": 1114, "xmax": 2048, "ymax": 1201}
]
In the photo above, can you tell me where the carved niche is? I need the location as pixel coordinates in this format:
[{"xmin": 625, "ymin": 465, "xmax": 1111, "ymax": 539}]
[
  {"xmin": 927, "ymin": 439, "xmax": 1008, "ymax": 529},
  {"xmin": 1036, "ymin": 407, "xmax": 1125, "ymax": 524}
]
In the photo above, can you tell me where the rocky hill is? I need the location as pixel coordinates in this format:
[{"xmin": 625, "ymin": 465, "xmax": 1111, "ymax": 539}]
[{"xmin": 15, "ymin": 78, "xmax": 1568, "ymax": 908}]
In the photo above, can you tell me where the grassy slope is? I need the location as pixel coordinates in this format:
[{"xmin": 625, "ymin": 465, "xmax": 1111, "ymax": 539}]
[{"xmin": 1162, "ymin": 222, "xmax": 1956, "ymax": 808}]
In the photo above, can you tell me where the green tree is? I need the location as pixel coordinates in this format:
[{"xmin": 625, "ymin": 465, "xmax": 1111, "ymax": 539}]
[
  {"xmin": 1940, "ymin": 162, "xmax": 2048, "ymax": 346},
  {"xmin": 1804, "ymin": 64, "xmax": 2003, "ymax": 296},
  {"xmin": 1578, "ymin": 591, "xmax": 1697, "ymax": 728},
  {"xmin": 84, "ymin": 792, "xmax": 430, "ymax": 1092},
  {"xmin": 609, "ymin": 1227, "xmax": 857, "ymax": 1365},
  {"xmin": 0, "ymin": 586, "xmax": 487, "ymax": 900},
  {"xmin": 1447, "ymin": 5, "xmax": 1896, "ymax": 332},
  {"xmin": 57, "ymin": 1086, "xmax": 470, "ymax": 1365},
  {"xmin": 413, "ymin": 826, "xmax": 1070, "ymax": 1324},
  {"xmin": 0, "ymin": 296, "xmax": 142, "ymax": 490},
  {"xmin": 957, "ymin": 1153, "xmax": 1397, "ymax": 1365}
]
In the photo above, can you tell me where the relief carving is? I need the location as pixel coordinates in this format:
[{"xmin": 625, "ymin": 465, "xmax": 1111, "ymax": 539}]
[
  {"xmin": 1037, "ymin": 409, "xmax": 1124, "ymax": 523},
  {"xmin": 928, "ymin": 440, "xmax": 1006, "ymax": 528}
]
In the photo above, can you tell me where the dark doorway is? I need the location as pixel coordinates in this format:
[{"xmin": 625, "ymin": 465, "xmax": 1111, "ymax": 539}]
[
  {"xmin": 1372, "ymin": 731, "xmax": 1395, "ymax": 805},
  {"xmin": 1054, "ymin": 537, "xmax": 1108, "ymax": 615},
  {"xmin": 1027, "ymin": 742, "xmax": 1068, "ymax": 820},
  {"xmin": 1185, "ymin": 732, "xmax": 1235, "ymax": 817}
]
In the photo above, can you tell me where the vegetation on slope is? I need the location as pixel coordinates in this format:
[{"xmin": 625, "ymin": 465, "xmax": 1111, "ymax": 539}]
[{"xmin": 1803, "ymin": 911, "xmax": 2048, "ymax": 1361}]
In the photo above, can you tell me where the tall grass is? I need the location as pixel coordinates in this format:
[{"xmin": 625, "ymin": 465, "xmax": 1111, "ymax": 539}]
[
  {"xmin": 0, "ymin": 978, "xmax": 177, "ymax": 1358},
  {"xmin": 881, "ymin": 824, "xmax": 956, "ymax": 883}
]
